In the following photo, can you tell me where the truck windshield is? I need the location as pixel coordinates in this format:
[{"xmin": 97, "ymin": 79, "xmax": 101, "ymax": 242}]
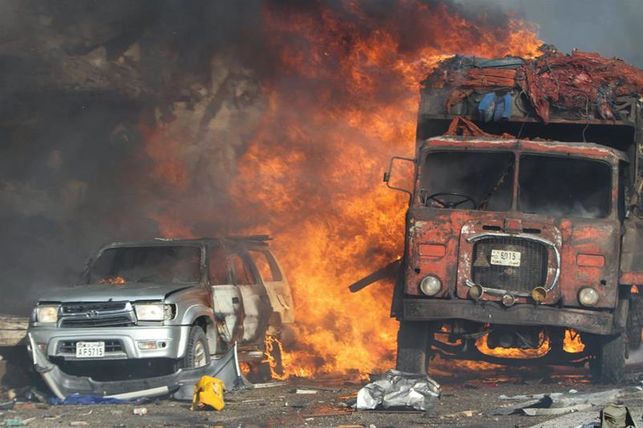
[
  {"xmin": 420, "ymin": 151, "xmax": 514, "ymax": 211},
  {"xmin": 519, "ymin": 155, "xmax": 612, "ymax": 218},
  {"xmin": 89, "ymin": 246, "xmax": 201, "ymax": 284}
]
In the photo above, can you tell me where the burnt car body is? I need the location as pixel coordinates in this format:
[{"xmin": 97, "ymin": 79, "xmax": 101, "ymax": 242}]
[
  {"xmin": 385, "ymin": 52, "xmax": 643, "ymax": 383},
  {"xmin": 28, "ymin": 236, "xmax": 294, "ymax": 384}
]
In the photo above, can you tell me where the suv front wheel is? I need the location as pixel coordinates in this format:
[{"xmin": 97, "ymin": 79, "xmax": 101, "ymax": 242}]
[{"xmin": 183, "ymin": 325, "xmax": 211, "ymax": 368}]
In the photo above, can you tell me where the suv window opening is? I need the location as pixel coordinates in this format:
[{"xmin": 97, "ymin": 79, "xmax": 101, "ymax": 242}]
[
  {"xmin": 89, "ymin": 245, "xmax": 201, "ymax": 284},
  {"xmin": 247, "ymin": 249, "xmax": 283, "ymax": 282}
]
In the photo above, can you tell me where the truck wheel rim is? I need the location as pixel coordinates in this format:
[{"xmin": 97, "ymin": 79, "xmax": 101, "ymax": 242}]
[{"xmin": 193, "ymin": 340, "xmax": 207, "ymax": 367}]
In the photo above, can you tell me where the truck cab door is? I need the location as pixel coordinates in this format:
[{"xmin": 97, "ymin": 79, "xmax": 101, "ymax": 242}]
[{"xmin": 209, "ymin": 246, "xmax": 244, "ymax": 343}]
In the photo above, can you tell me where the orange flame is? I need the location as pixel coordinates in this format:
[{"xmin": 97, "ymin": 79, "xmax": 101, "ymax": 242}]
[
  {"xmin": 98, "ymin": 276, "xmax": 126, "ymax": 286},
  {"xmin": 475, "ymin": 332, "xmax": 550, "ymax": 359},
  {"xmin": 563, "ymin": 329, "xmax": 586, "ymax": 353},
  {"xmin": 146, "ymin": 1, "xmax": 542, "ymax": 378}
]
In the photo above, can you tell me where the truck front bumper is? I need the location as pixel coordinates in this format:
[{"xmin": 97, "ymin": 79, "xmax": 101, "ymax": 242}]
[
  {"xmin": 402, "ymin": 299, "xmax": 618, "ymax": 335},
  {"xmin": 29, "ymin": 325, "xmax": 191, "ymax": 361}
]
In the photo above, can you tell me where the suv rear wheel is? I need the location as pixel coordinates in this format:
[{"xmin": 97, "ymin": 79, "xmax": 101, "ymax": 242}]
[{"xmin": 183, "ymin": 325, "xmax": 211, "ymax": 368}]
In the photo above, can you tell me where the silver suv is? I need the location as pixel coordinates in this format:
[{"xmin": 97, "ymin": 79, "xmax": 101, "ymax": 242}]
[{"xmin": 28, "ymin": 236, "xmax": 295, "ymax": 381}]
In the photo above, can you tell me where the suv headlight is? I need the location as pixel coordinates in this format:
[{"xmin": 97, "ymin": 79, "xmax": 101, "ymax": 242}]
[
  {"xmin": 134, "ymin": 303, "xmax": 174, "ymax": 321},
  {"xmin": 35, "ymin": 305, "xmax": 60, "ymax": 323}
]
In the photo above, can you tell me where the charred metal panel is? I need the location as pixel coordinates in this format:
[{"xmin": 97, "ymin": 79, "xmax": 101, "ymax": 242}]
[
  {"xmin": 620, "ymin": 217, "xmax": 643, "ymax": 284},
  {"xmin": 558, "ymin": 219, "xmax": 620, "ymax": 308},
  {"xmin": 402, "ymin": 299, "xmax": 616, "ymax": 335}
]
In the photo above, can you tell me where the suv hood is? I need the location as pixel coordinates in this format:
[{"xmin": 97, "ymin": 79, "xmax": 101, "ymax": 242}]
[{"xmin": 37, "ymin": 282, "xmax": 194, "ymax": 303}]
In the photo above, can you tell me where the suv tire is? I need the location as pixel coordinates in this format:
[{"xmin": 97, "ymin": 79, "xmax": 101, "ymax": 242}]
[
  {"xmin": 184, "ymin": 325, "xmax": 211, "ymax": 368},
  {"xmin": 395, "ymin": 321, "xmax": 431, "ymax": 374}
]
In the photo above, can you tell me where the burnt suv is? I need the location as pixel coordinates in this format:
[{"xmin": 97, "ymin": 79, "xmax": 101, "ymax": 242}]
[{"xmin": 28, "ymin": 236, "xmax": 294, "ymax": 381}]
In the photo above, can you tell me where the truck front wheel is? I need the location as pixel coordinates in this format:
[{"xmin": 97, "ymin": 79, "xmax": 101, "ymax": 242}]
[
  {"xmin": 395, "ymin": 321, "xmax": 432, "ymax": 374},
  {"xmin": 589, "ymin": 332, "xmax": 625, "ymax": 384},
  {"xmin": 627, "ymin": 293, "xmax": 642, "ymax": 350}
]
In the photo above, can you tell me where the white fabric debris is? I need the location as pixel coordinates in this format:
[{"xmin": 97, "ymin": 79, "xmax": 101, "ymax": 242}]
[{"xmin": 355, "ymin": 370, "xmax": 440, "ymax": 411}]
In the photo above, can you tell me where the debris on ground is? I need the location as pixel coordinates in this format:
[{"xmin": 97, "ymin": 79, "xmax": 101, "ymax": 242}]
[
  {"xmin": 600, "ymin": 404, "xmax": 638, "ymax": 428},
  {"xmin": 491, "ymin": 387, "xmax": 643, "ymax": 418},
  {"xmin": 2, "ymin": 417, "xmax": 36, "ymax": 427},
  {"xmin": 132, "ymin": 407, "xmax": 148, "ymax": 416},
  {"xmin": 49, "ymin": 394, "xmax": 127, "ymax": 406},
  {"xmin": 191, "ymin": 376, "xmax": 225, "ymax": 411},
  {"xmin": 355, "ymin": 369, "xmax": 440, "ymax": 411},
  {"xmin": 295, "ymin": 389, "xmax": 318, "ymax": 395}
]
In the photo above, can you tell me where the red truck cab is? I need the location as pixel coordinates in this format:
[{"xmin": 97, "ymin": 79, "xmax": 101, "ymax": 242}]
[{"xmin": 387, "ymin": 52, "xmax": 643, "ymax": 383}]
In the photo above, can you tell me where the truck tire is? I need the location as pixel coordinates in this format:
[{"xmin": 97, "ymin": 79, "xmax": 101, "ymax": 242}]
[
  {"xmin": 627, "ymin": 294, "xmax": 642, "ymax": 350},
  {"xmin": 183, "ymin": 325, "xmax": 211, "ymax": 368},
  {"xmin": 589, "ymin": 332, "xmax": 625, "ymax": 384},
  {"xmin": 395, "ymin": 321, "xmax": 431, "ymax": 374}
]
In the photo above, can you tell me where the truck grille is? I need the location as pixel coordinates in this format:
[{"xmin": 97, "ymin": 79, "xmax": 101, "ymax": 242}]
[
  {"xmin": 471, "ymin": 237, "xmax": 548, "ymax": 293},
  {"xmin": 58, "ymin": 340, "xmax": 123, "ymax": 354},
  {"xmin": 59, "ymin": 302, "xmax": 136, "ymax": 328}
]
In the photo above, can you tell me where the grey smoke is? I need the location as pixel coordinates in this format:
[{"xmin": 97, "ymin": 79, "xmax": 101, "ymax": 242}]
[
  {"xmin": 0, "ymin": 0, "xmax": 640, "ymax": 314},
  {"xmin": 457, "ymin": 0, "xmax": 643, "ymax": 67}
]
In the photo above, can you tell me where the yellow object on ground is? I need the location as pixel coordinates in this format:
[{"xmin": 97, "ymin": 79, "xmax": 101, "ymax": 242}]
[{"xmin": 191, "ymin": 376, "xmax": 225, "ymax": 411}]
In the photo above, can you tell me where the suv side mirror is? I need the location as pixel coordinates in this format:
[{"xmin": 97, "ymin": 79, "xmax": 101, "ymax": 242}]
[{"xmin": 384, "ymin": 156, "xmax": 415, "ymax": 196}]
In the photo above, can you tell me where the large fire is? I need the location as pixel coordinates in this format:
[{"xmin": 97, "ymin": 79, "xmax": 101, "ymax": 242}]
[{"xmin": 147, "ymin": 1, "xmax": 542, "ymax": 377}]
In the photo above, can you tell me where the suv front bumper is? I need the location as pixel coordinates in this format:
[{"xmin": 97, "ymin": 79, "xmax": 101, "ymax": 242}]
[
  {"xmin": 28, "ymin": 325, "xmax": 192, "ymax": 360},
  {"xmin": 27, "ymin": 333, "xmax": 248, "ymax": 401},
  {"xmin": 401, "ymin": 298, "xmax": 619, "ymax": 335}
]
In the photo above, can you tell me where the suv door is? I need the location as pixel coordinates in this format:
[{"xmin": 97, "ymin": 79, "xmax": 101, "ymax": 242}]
[
  {"xmin": 229, "ymin": 250, "xmax": 271, "ymax": 344},
  {"xmin": 208, "ymin": 245, "xmax": 244, "ymax": 344},
  {"xmin": 247, "ymin": 248, "xmax": 295, "ymax": 325}
]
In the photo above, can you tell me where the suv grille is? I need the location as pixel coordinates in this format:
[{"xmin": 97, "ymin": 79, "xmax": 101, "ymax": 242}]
[
  {"xmin": 59, "ymin": 301, "xmax": 136, "ymax": 328},
  {"xmin": 472, "ymin": 237, "xmax": 548, "ymax": 293}
]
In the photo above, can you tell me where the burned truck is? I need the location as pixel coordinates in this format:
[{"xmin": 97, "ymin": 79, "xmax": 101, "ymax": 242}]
[{"xmin": 384, "ymin": 51, "xmax": 643, "ymax": 382}]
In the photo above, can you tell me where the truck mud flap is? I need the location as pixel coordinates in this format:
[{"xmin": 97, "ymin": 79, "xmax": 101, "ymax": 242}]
[{"xmin": 28, "ymin": 333, "xmax": 251, "ymax": 401}]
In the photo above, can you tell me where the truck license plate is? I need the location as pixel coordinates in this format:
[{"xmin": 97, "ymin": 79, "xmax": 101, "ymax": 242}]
[
  {"xmin": 76, "ymin": 341, "xmax": 105, "ymax": 358},
  {"xmin": 490, "ymin": 249, "xmax": 521, "ymax": 267}
]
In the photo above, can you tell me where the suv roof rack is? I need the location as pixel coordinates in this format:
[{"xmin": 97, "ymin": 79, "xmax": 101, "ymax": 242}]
[{"xmin": 225, "ymin": 235, "xmax": 272, "ymax": 241}]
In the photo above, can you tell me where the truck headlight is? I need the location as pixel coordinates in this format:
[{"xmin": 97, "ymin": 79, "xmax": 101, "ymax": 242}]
[
  {"xmin": 419, "ymin": 275, "xmax": 441, "ymax": 296},
  {"xmin": 578, "ymin": 287, "xmax": 599, "ymax": 307},
  {"xmin": 134, "ymin": 303, "xmax": 174, "ymax": 321},
  {"xmin": 35, "ymin": 305, "xmax": 59, "ymax": 323}
]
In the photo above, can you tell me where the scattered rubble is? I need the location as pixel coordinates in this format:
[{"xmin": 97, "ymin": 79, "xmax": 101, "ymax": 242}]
[{"xmin": 355, "ymin": 370, "xmax": 440, "ymax": 411}]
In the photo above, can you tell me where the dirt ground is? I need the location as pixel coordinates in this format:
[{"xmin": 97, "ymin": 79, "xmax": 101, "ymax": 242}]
[{"xmin": 2, "ymin": 353, "xmax": 643, "ymax": 427}]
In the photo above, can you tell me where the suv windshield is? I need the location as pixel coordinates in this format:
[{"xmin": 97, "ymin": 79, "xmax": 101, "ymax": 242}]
[
  {"xmin": 519, "ymin": 155, "xmax": 612, "ymax": 218},
  {"xmin": 89, "ymin": 246, "xmax": 201, "ymax": 284},
  {"xmin": 420, "ymin": 151, "xmax": 514, "ymax": 211}
]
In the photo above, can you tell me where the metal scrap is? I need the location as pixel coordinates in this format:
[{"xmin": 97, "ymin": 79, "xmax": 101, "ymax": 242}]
[{"xmin": 355, "ymin": 369, "xmax": 440, "ymax": 411}]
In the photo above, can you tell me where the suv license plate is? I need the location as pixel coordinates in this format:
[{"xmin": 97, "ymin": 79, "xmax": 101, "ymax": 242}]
[
  {"xmin": 490, "ymin": 249, "xmax": 521, "ymax": 267},
  {"xmin": 76, "ymin": 341, "xmax": 105, "ymax": 358}
]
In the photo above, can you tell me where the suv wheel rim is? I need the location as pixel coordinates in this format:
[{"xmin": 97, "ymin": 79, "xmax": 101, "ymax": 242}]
[{"xmin": 193, "ymin": 340, "xmax": 207, "ymax": 367}]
